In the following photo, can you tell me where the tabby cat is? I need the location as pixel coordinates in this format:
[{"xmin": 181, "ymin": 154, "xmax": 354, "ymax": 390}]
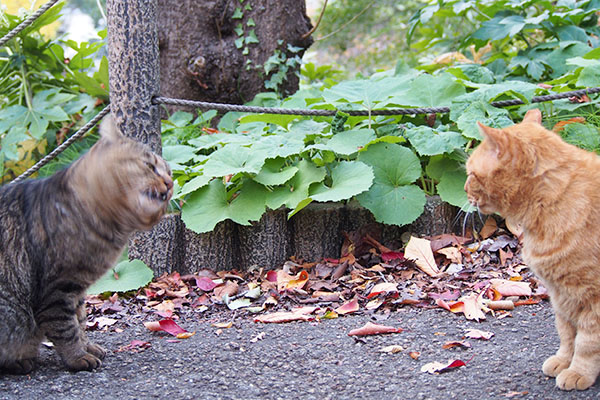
[
  {"xmin": 465, "ymin": 108, "xmax": 600, "ymax": 391},
  {"xmin": 0, "ymin": 116, "xmax": 172, "ymax": 374}
]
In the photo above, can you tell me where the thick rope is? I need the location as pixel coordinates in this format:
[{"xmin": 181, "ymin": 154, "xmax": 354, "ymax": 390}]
[
  {"xmin": 11, "ymin": 105, "xmax": 110, "ymax": 184},
  {"xmin": 8, "ymin": 86, "xmax": 600, "ymax": 184},
  {"xmin": 154, "ymin": 87, "xmax": 600, "ymax": 116},
  {"xmin": 0, "ymin": 0, "xmax": 62, "ymax": 48}
]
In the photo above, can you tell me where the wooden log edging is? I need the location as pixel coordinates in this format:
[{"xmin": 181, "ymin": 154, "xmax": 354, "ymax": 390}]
[{"xmin": 128, "ymin": 196, "xmax": 459, "ymax": 274}]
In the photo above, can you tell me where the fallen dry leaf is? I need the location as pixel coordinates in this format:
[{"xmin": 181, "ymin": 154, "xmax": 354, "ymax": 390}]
[
  {"xmin": 115, "ymin": 340, "xmax": 151, "ymax": 353},
  {"xmin": 490, "ymin": 279, "xmax": 532, "ymax": 297},
  {"xmin": 367, "ymin": 282, "xmax": 398, "ymax": 298},
  {"xmin": 436, "ymin": 247, "xmax": 462, "ymax": 264},
  {"xmin": 379, "ymin": 345, "xmax": 404, "ymax": 354},
  {"xmin": 442, "ymin": 341, "xmax": 471, "ymax": 349},
  {"xmin": 461, "ymin": 292, "xmax": 486, "ymax": 321},
  {"xmin": 335, "ymin": 298, "xmax": 360, "ymax": 315},
  {"xmin": 421, "ymin": 359, "xmax": 466, "ymax": 374},
  {"xmin": 285, "ymin": 270, "xmax": 309, "ymax": 290},
  {"xmin": 464, "ymin": 328, "xmax": 494, "ymax": 340},
  {"xmin": 196, "ymin": 276, "xmax": 218, "ymax": 291},
  {"xmin": 348, "ymin": 322, "xmax": 403, "ymax": 336},
  {"xmin": 176, "ymin": 331, "xmax": 196, "ymax": 339},
  {"xmin": 212, "ymin": 321, "xmax": 233, "ymax": 329},
  {"xmin": 144, "ymin": 319, "xmax": 188, "ymax": 336},
  {"xmin": 254, "ymin": 306, "xmax": 318, "ymax": 324},
  {"xmin": 404, "ymin": 236, "xmax": 440, "ymax": 277},
  {"xmin": 409, "ymin": 351, "xmax": 421, "ymax": 360},
  {"xmin": 479, "ymin": 217, "xmax": 497, "ymax": 239},
  {"xmin": 213, "ymin": 280, "xmax": 239, "ymax": 299}
]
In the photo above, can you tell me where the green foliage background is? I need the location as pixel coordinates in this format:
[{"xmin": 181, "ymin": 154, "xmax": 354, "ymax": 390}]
[{"xmin": 1, "ymin": 0, "xmax": 600, "ymax": 236}]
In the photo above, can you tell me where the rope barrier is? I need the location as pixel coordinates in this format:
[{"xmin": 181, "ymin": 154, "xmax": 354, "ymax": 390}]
[
  {"xmin": 11, "ymin": 105, "xmax": 110, "ymax": 184},
  {"xmin": 153, "ymin": 87, "xmax": 600, "ymax": 116},
  {"xmin": 0, "ymin": 0, "xmax": 62, "ymax": 48}
]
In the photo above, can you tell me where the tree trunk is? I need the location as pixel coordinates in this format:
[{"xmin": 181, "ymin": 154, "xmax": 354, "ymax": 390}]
[{"xmin": 156, "ymin": 0, "xmax": 313, "ymax": 105}]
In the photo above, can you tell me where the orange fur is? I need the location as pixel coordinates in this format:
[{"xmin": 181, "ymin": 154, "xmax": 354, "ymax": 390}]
[{"xmin": 465, "ymin": 109, "xmax": 600, "ymax": 391}]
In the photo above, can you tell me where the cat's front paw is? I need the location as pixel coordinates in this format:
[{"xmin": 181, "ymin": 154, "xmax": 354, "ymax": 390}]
[
  {"xmin": 2, "ymin": 358, "xmax": 36, "ymax": 375},
  {"xmin": 556, "ymin": 368, "xmax": 596, "ymax": 391},
  {"xmin": 86, "ymin": 342, "xmax": 106, "ymax": 360},
  {"xmin": 64, "ymin": 353, "xmax": 102, "ymax": 372},
  {"xmin": 542, "ymin": 355, "xmax": 571, "ymax": 377}
]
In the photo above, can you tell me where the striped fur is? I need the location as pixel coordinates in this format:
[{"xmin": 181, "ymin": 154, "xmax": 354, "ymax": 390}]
[
  {"xmin": 0, "ymin": 117, "xmax": 172, "ymax": 373},
  {"xmin": 465, "ymin": 109, "xmax": 600, "ymax": 391}
]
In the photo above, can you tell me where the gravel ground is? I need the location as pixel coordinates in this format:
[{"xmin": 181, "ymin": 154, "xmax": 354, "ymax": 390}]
[{"xmin": 1, "ymin": 302, "xmax": 599, "ymax": 400}]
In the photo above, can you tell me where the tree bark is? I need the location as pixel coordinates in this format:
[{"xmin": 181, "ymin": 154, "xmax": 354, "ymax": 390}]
[{"xmin": 156, "ymin": 0, "xmax": 313, "ymax": 105}]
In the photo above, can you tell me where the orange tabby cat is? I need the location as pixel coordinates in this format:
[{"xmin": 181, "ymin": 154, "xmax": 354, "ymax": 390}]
[{"xmin": 465, "ymin": 108, "xmax": 600, "ymax": 391}]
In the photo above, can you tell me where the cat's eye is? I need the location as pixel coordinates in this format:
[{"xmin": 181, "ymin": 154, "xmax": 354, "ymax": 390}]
[{"xmin": 146, "ymin": 162, "xmax": 157, "ymax": 173}]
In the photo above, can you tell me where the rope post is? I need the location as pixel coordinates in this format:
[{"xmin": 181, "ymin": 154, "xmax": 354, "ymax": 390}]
[{"xmin": 105, "ymin": 0, "xmax": 161, "ymax": 154}]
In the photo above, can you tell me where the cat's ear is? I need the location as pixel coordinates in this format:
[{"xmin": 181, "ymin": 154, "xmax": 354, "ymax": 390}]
[
  {"xmin": 99, "ymin": 115, "xmax": 124, "ymax": 142},
  {"xmin": 522, "ymin": 108, "xmax": 542, "ymax": 124}
]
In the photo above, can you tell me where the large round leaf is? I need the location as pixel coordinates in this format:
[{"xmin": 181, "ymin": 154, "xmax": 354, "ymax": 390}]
[
  {"xmin": 265, "ymin": 159, "xmax": 326, "ymax": 210},
  {"xmin": 357, "ymin": 142, "xmax": 425, "ymax": 226},
  {"xmin": 326, "ymin": 129, "xmax": 377, "ymax": 156},
  {"xmin": 201, "ymin": 144, "xmax": 268, "ymax": 177},
  {"xmin": 310, "ymin": 161, "xmax": 374, "ymax": 202},
  {"xmin": 404, "ymin": 126, "xmax": 467, "ymax": 156},
  {"xmin": 357, "ymin": 183, "xmax": 426, "ymax": 226},
  {"xmin": 358, "ymin": 142, "xmax": 421, "ymax": 186},
  {"xmin": 254, "ymin": 158, "xmax": 299, "ymax": 186},
  {"xmin": 182, "ymin": 179, "xmax": 268, "ymax": 233},
  {"xmin": 437, "ymin": 169, "xmax": 474, "ymax": 211},
  {"xmin": 87, "ymin": 259, "xmax": 153, "ymax": 295}
]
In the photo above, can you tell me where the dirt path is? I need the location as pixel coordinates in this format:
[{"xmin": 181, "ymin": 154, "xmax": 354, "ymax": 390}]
[{"xmin": 1, "ymin": 302, "xmax": 597, "ymax": 400}]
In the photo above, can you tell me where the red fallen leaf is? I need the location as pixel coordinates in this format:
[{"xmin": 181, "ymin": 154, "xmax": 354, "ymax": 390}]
[
  {"xmin": 348, "ymin": 322, "xmax": 403, "ymax": 336},
  {"xmin": 285, "ymin": 270, "xmax": 309, "ymax": 290},
  {"xmin": 421, "ymin": 359, "xmax": 466, "ymax": 374},
  {"xmin": 266, "ymin": 270, "xmax": 278, "ymax": 282},
  {"xmin": 115, "ymin": 340, "xmax": 151, "ymax": 353},
  {"xmin": 429, "ymin": 290, "xmax": 460, "ymax": 302},
  {"xmin": 490, "ymin": 279, "xmax": 532, "ymax": 297},
  {"xmin": 196, "ymin": 276, "xmax": 218, "ymax": 292},
  {"xmin": 464, "ymin": 328, "xmax": 494, "ymax": 340},
  {"xmin": 442, "ymin": 340, "xmax": 471, "ymax": 349},
  {"xmin": 435, "ymin": 298, "xmax": 463, "ymax": 313},
  {"xmin": 335, "ymin": 298, "xmax": 359, "ymax": 315},
  {"xmin": 367, "ymin": 282, "xmax": 398, "ymax": 299},
  {"xmin": 381, "ymin": 251, "xmax": 404, "ymax": 262},
  {"xmin": 323, "ymin": 258, "xmax": 339, "ymax": 263},
  {"xmin": 144, "ymin": 319, "xmax": 188, "ymax": 336}
]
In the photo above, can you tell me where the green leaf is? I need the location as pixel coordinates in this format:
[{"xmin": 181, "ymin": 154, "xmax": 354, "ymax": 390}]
[
  {"xmin": 404, "ymin": 126, "xmax": 467, "ymax": 156},
  {"xmin": 325, "ymin": 129, "xmax": 376, "ymax": 156},
  {"xmin": 87, "ymin": 259, "xmax": 154, "ymax": 295},
  {"xmin": 245, "ymin": 30, "xmax": 259, "ymax": 44},
  {"xmin": 356, "ymin": 143, "xmax": 425, "ymax": 226},
  {"xmin": 254, "ymin": 158, "xmax": 299, "ymax": 186},
  {"xmin": 162, "ymin": 145, "xmax": 197, "ymax": 164},
  {"xmin": 358, "ymin": 142, "xmax": 421, "ymax": 185},
  {"xmin": 251, "ymin": 134, "xmax": 305, "ymax": 158},
  {"xmin": 201, "ymin": 144, "xmax": 267, "ymax": 177},
  {"xmin": 182, "ymin": 179, "xmax": 268, "ymax": 233},
  {"xmin": 454, "ymin": 101, "xmax": 513, "ymax": 140},
  {"xmin": 389, "ymin": 73, "xmax": 465, "ymax": 107},
  {"xmin": 232, "ymin": 7, "xmax": 244, "ymax": 19},
  {"xmin": 472, "ymin": 15, "xmax": 526, "ymax": 41},
  {"xmin": 266, "ymin": 159, "xmax": 326, "ymax": 210},
  {"xmin": 322, "ymin": 76, "xmax": 413, "ymax": 109},
  {"xmin": 178, "ymin": 174, "xmax": 212, "ymax": 198},
  {"xmin": 577, "ymin": 64, "xmax": 600, "ymax": 87},
  {"xmin": 560, "ymin": 123, "xmax": 600, "ymax": 152},
  {"xmin": 437, "ymin": 169, "xmax": 473, "ymax": 210},
  {"xmin": 310, "ymin": 161, "xmax": 374, "ymax": 202}
]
